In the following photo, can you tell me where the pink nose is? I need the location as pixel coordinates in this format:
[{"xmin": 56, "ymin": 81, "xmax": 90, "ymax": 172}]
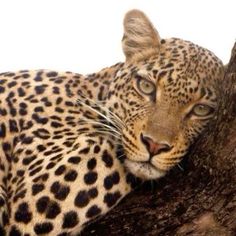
[{"xmin": 141, "ymin": 134, "xmax": 172, "ymax": 156}]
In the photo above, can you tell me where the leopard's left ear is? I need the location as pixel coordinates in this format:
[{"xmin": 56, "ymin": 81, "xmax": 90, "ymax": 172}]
[{"xmin": 122, "ymin": 9, "xmax": 161, "ymax": 62}]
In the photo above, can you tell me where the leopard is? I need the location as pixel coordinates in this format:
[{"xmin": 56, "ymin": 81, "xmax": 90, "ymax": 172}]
[{"xmin": 0, "ymin": 9, "xmax": 224, "ymax": 235}]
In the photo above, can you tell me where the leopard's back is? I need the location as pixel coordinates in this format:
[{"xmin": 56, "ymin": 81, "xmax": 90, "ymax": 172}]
[{"xmin": 0, "ymin": 69, "xmax": 131, "ymax": 235}]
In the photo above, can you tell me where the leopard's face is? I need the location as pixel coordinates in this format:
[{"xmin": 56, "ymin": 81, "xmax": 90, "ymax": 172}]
[{"xmin": 106, "ymin": 11, "xmax": 224, "ymax": 180}]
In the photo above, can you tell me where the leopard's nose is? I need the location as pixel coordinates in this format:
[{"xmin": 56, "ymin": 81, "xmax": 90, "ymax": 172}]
[{"xmin": 140, "ymin": 133, "xmax": 172, "ymax": 157}]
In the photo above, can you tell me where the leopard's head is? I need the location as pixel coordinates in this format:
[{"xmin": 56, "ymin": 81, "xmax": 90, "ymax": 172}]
[{"xmin": 106, "ymin": 10, "xmax": 224, "ymax": 180}]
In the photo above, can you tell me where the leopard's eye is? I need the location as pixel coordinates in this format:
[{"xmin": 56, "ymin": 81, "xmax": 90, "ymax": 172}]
[
  {"xmin": 137, "ymin": 77, "xmax": 156, "ymax": 95},
  {"xmin": 192, "ymin": 104, "xmax": 214, "ymax": 117}
]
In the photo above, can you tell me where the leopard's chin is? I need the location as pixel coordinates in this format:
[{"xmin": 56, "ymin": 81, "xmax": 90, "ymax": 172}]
[{"xmin": 124, "ymin": 159, "xmax": 166, "ymax": 180}]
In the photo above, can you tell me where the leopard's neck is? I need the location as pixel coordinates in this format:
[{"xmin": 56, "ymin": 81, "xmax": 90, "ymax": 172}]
[{"xmin": 81, "ymin": 62, "xmax": 124, "ymax": 101}]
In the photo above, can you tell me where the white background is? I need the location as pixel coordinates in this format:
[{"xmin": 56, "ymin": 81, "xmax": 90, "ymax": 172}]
[{"xmin": 0, "ymin": 0, "xmax": 235, "ymax": 74}]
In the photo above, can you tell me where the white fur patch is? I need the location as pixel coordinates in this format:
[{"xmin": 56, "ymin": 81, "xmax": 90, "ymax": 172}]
[
  {"xmin": 116, "ymin": 70, "xmax": 122, "ymax": 77},
  {"xmin": 124, "ymin": 159, "xmax": 166, "ymax": 180}
]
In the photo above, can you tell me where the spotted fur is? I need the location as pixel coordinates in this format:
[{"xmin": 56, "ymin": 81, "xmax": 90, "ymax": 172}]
[{"xmin": 0, "ymin": 10, "xmax": 223, "ymax": 235}]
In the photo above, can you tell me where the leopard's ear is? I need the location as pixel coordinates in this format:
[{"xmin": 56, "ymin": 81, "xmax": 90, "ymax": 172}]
[{"xmin": 122, "ymin": 9, "xmax": 161, "ymax": 62}]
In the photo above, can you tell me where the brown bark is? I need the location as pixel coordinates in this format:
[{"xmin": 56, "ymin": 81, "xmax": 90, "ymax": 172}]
[{"xmin": 82, "ymin": 43, "xmax": 236, "ymax": 236}]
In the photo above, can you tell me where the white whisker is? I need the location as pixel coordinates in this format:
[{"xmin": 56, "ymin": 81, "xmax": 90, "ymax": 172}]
[
  {"xmin": 77, "ymin": 99, "xmax": 123, "ymax": 131},
  {"xmin": 91, "ymin": 130, "xmax": 122, "ymax": 141},
  {"xmin": 177, "ymin": 164, "xmax": 184, "ymax": 172},
  {"xmin": 77, "ymin": 94, "xmax": 126, "ymax": 130},
  {"xmin": 77, "ymin": 99, "xmax": 113, "ymax": 124},
  {"xmin": 78, "ymin": 118, "xmax": 121, "ymax": 136},
  {"xmin": 117, "ymin": 153, "xmax": 126, "ymax": 159}
]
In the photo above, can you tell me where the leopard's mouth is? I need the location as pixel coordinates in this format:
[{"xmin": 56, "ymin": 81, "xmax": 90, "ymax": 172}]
[{"xmin": 124, "ymin": 159, "xmax": 166, "ymax": 180}]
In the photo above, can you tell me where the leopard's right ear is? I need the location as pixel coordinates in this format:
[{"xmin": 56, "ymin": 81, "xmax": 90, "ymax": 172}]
[{"xmin": 122, "ymin": 9, "xmax": 161, "ymax": 62}]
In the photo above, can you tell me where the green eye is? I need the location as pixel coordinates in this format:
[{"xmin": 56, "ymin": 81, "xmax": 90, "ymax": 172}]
[
  {"xmin": 137, "ymin": 77, "xmax": 156, "ymax": 95},
  {"xmin": 192, "ymin": 104, "xmax": 214, "ymax": 117}
]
